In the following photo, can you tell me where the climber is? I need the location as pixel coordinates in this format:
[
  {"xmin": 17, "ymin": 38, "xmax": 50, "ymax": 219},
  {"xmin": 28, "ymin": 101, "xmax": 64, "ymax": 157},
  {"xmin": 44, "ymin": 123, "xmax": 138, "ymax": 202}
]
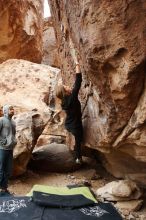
[
  {"xmin": 55, "ymin": 63, "xmax": 83, "ymax": 165},
  {"xmin": 0, "ymin": 105, "xmax": 17, "ymax": 196}
]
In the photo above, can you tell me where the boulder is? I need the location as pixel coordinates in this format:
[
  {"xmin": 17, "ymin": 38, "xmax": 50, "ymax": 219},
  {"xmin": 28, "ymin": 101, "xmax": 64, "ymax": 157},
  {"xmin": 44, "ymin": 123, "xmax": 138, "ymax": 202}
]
[
  {"xmin": 13, "ymin": 111, "xmax": 46, "ymax": 176},
  {"xmin": 0, "ymin": 59, "xmax": 59, "ymax": 111},
  {"xmin": 48, "ymin": 0, "xmax": 146, "ymax": 182},
  {"xmin": 0, "ymin": 59, "xmax": 60, "ymax": 176},
  {"xmin": 0, "ymin": 0, "xmax": 43, "ymax": 63},
  {"xmin": 30, "ymin": 143, "xmax": 81, "ymax": 172},
  {"xmin": 96, "ymin": 180, "xmax": 142, "ymax": 201}
]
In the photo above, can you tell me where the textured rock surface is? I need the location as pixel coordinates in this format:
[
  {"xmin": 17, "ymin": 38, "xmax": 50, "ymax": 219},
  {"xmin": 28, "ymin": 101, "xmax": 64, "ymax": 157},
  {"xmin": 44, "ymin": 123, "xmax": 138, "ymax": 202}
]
[
  {"xmin": 42, "ymin": 17, "xmax": 60, "ymax": 67},
  {"xmin": 48, "ymin": 0, "xmax": 146, "ymax": 181},
  {"xmin": 96, "ymin": 180, "xmax": 142, "ymax": 201},
  {"xmin": 0, "ymin": 59, "xmax": 59, "ymax": 111},
  {"xmin": 115, "ymin": 200, "xmax": 143, "ymax": 212},
  {"xmin": 36, "ymin": 110, "xmax": 66, "ymax": 147},
  {"xmin": 0, "ymin": 0, "xmax": 43, "ymax": 63},
  {"xmin": 30, "ymin": 143, "xmax": 80, "ymax": 172},
  {"xmin": 13, "ymin": 111, "xmax": 46, "ymax": 176},
  {"xmin": 0, "ymin": 59, "xmax": 60, "ymax": 176}
]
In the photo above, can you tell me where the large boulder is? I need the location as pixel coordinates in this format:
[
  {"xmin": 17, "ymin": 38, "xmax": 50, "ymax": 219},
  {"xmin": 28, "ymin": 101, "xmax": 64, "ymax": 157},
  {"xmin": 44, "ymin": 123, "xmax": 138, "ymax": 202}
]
[
  {"xmin": 30, "ymin": 143, "xmax": 81, "ymax": 172},
  {"xmin": 0, "ymin": 0, "xmax": 43, "ymax": 63},
  {"xmin": 0, "ymin": 59, "xmax": 59, "ymax": 111},
  {"xmin": 0, "ymin": 59, "xmax": 60, "ymax": 176},
  {"xmin": 48, "ymin": 0, "xmax": 146, "ymax": 182}
]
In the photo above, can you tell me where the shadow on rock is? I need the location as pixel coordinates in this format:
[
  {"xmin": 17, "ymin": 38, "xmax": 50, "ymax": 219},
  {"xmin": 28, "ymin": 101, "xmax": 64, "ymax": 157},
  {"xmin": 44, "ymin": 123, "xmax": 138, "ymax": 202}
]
[{"xmin": 28, "ymin": 143, "xmax": 82, "ymax": 173}]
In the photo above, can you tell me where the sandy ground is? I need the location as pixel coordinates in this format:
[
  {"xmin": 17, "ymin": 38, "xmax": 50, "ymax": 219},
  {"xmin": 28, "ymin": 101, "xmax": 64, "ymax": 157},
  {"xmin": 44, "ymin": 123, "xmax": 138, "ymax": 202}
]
[{"xmin": 9, "ymin": 159, "xmax": 112, "ymax": 195}]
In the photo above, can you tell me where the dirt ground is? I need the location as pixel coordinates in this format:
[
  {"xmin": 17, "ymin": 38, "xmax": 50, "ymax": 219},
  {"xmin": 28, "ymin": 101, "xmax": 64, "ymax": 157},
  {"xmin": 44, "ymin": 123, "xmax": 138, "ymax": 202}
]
[
  {"xmin": 9, "ymin": 158, "xmax": 113, "ymax": 195},
  {"xmin": 8, "ymin": 158, "xmax": 146, "ymax": 220}
]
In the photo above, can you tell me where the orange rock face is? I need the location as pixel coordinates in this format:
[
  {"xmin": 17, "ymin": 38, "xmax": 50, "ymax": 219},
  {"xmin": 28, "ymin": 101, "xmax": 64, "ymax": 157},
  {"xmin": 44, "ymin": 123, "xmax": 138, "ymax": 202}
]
[
  {"xmin": 48, "ymin": 0, "xmax": 146, "ymax": 182},
  {"xmin": 0, "ymin": 0, "xmax": 43, "ymax": 63},
  {"xmin": 42, "ymin": 17, "xmax": 60, "ymax": 67}
]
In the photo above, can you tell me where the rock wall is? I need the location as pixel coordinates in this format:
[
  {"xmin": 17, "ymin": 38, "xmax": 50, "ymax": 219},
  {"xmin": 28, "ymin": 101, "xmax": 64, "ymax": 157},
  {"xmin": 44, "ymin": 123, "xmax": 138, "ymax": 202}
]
[
  {"xmin": 42, "ymin": 17, "xmax": 60, "ymax": 67},
  {"xmin": 0, "ymin": 0, "xmax": 43, "ymax": 63},
  {"xmin": 48, "ymin": 0, "xmax": 146, "ymax": 182},
  {"xmin": 0, "ymin": 59, "xmax": 60, "ymax": 111}
]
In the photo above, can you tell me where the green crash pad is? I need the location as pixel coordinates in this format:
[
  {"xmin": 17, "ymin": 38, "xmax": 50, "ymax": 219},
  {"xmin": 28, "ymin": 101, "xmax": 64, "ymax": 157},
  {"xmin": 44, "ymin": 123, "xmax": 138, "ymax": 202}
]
[{"xmin": 27, "ymin": 184, "xmax": 97, "ymax": 202}]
